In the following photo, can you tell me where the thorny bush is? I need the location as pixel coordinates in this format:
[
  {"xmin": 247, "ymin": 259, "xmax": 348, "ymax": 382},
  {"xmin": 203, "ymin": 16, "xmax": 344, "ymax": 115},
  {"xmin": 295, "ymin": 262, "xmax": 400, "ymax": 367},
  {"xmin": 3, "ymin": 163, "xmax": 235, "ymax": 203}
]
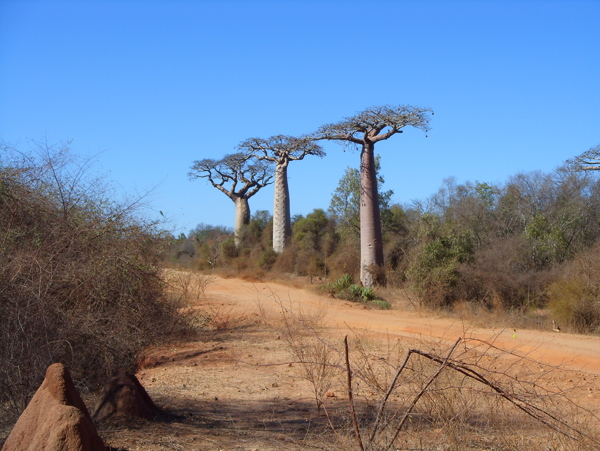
[{"xmin": 0, "ymin": 141, "xmax": 193, "ymax": 417}]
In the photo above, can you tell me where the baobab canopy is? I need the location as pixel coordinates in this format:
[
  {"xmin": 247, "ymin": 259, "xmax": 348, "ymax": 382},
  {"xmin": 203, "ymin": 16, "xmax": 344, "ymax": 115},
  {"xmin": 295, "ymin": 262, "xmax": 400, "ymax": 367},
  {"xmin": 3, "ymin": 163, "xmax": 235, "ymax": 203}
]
[
  {"xmin": 567, "ymin": 144, "xmax": 600, "ymax": 172},
  {"xmin": 314, "ymin": 105, "xmax": 433, "ymax": 145}
]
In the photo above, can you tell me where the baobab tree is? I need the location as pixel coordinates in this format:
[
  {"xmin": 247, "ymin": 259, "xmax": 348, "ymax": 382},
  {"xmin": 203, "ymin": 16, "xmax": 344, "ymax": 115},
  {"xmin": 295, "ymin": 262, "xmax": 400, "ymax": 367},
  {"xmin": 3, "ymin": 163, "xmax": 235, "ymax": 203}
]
[
  {"xmin": 239, "ymin": 135, "xmax": 324, "ymax": 253},
  {"xmin": 189, "ymin": 153, "xmax": 274, "ymax": 246},
  {"xmin": 567, "ymin": 144, "xmax": 600, "ymax": 171},
  {"xmin": 313, "ymin": 105, "xmax": 433, "ymax": 287}
]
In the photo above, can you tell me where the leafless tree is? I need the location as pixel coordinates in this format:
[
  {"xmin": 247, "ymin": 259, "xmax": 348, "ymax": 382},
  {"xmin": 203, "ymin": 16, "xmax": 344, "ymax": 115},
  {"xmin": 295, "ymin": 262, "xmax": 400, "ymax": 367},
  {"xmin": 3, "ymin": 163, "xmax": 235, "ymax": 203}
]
[
  {"xmin": 239, "ymin": 135, "xmax": 324, "ymax": 253},
  {"xmin": 189, "ymin": 153, "xmax": 273, "ymax": 246},
  {"xmin": 567, "ymin": 144, "xmax": 600, "ymax": 171},
  {"xmin": 313, "ymin": 105, "xmax": 433, "ymax": 287}
]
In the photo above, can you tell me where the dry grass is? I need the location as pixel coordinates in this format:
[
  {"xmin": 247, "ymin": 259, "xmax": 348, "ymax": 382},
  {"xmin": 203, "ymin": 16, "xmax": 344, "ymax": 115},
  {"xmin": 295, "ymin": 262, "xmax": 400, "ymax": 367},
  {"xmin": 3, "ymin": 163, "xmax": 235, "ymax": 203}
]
[{"xmin": 258, "ymin": 289, "xmax": 600, "ymax": 450}]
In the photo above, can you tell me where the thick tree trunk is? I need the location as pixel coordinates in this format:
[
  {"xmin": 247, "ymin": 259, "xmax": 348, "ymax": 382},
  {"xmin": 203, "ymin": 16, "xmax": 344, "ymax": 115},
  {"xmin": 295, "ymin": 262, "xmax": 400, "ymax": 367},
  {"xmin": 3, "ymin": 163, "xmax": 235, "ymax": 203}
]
[
  {"xmin": 359, "ymin": 142, "xmax": 384, "ymax": 287},
  {"xmin": 272, "ymin": 162, "xmax": 291, "ymax": 254},
  {"xmin": 233, "ymin": 196, "xmax": 251, "ymax": 247}
]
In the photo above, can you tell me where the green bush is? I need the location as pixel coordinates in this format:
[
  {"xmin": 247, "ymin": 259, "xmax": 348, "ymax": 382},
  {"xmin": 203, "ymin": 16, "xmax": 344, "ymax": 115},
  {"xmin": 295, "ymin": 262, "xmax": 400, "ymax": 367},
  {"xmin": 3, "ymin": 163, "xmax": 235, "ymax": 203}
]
[
  {"xmin": 221, "ymin": 237, "xmax": 238, "ymax": 259},
  {"xmin": 360, "ymin": 286, "xmax": 376, "ymax": 301},
  {"xmin": 321, "ymin": 274, "xmax": 351, "ymax": 294},
  {"xmin": 369, "ymin": 299, "xmax": 391, "ymax": 310},
  {"xmin": 407, "ymin": 214, "xmax": 474, "ymax": 308},
  {"xmin": 259, "ymin": 248, "xmax": 278, "ymax": 270},
  {"xmin": 322, "ymin": 275, "xmax": 386, "ymax": 306},
  {"xmin": 332, "ymin": 273, "xmax": 354, "ymax": 291},
  {"xmin": 347, "ymin": 284, "xmax": 363, "ymax": 300}
]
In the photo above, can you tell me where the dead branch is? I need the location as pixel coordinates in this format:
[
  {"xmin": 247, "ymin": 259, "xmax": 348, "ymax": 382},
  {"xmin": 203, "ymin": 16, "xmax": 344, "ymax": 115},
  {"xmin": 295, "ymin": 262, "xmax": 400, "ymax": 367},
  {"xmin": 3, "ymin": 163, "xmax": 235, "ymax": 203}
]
[{"xmin": 345, "ymin": 336, "xmax": 364, "ymax": 451}]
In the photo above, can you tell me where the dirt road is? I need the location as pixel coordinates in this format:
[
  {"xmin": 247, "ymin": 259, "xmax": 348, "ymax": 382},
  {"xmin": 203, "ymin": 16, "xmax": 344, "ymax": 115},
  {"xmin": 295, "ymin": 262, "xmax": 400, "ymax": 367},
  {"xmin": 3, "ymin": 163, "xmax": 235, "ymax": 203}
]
[
  {"xmin": 99, "ymin": 273, "xmax": 600, "ymax": 450},
  {"xmin": 205, "ymin": 275, "xmax": 600, "ymax": 374}
]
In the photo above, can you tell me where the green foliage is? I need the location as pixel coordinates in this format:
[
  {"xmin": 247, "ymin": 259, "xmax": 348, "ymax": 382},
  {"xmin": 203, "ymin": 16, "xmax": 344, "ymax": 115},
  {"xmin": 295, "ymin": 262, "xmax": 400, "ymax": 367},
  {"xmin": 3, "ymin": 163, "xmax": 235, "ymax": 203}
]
[
  {"xmin": 347, "ymin": 283, "xmax": 363, "ymax": 299},
  {"xmin": 323, "ymin": 274, "xmax": 385, "ymax": 306},
  {"xmin": 293, "ymin": 209, "xmax": 330, "ymax": 251},
  {"xmin": 329, "ymin": 166, "xmax": 361, "ymax": 239},
  {"xmin": 329, "ymin": 155, "xmax": 393, "ymax": 240},
  {"xmin": 259, "ymin": 248, "xmax": 278, "ymax": 270},
  {"xmin": 167, "ymin": 223, "xmax": 234, "ymax": 269},
  {"xmin": 370, "ymin": 299, "xmax": 391, "ymax": 310},
  {"xmin": 331, "ymin": 273, "xmax": 354, "ymax": 291},
  {"xmin": 525, "ymin": 212, "xmax": 570, "ymax": 268},
  {"xmin": 407, "ymin": 213, "xmax": 475, "ymax": 307},
  {"xmin": 189, "ymin": 223, "xmax": 232, "ymax": 242},
  {"xmin": 277, "ymin": 209, "xmax": 337, "ymax": 277},
  {"xmin": 360, "ymin": 286, "xmax": 376, "ymax": 301},
  {"xmin": 474, "ymin": 181, "xmax": 497, "ymax": 208},
  {"xmin": 221, "ymin": 237, "xmax": 238, "ymax": 259},
  {"xmin": 239, "ymin": 210, "xmax": 272, "ymax": 248},
  {"xmin": 322, "ymin": 273, "xmax": 353, "ymax": 296}
]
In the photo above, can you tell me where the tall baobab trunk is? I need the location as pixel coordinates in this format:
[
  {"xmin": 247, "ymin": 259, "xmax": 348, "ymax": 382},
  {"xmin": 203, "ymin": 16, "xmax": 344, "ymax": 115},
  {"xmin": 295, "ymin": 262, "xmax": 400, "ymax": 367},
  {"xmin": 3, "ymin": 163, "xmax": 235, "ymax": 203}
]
[
  {"xmin": 360, "ymin": 142, "xmax": 384, "ymax": 286},
  {"xmin": 272, "ymin": 161, "xmax": 291, "ymax": 254},
  {"xmin": 238, "ymin": 136, "xmax": 324, "ymax": 254},
  {"xmin": 313, "ymin": 104, "xmax": 432, "ymax": 287},
  {"xmin": 234, "ymin": 196, "xmax": 251, "ymax": 246}
]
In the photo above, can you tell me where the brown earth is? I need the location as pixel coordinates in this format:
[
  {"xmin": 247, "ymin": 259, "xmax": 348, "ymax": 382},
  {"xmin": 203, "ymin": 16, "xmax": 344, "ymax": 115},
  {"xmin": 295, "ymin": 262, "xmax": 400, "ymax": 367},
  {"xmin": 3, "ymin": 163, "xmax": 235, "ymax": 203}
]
[
  {"xmin": 93, "ymin": 272, "xmax": 600, "ymax": 450},
  {"xmin": 4, "ymin": 273, "xmax": 595, "ymax": 450}
]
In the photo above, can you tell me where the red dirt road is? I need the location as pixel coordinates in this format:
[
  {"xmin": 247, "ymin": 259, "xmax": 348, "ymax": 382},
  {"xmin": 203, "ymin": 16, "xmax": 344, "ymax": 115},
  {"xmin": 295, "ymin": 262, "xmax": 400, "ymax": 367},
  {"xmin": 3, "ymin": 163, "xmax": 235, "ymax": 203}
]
[
  {"xmin": 205, "ymin": 275, "xmax": 600, "ymax": 374},
  {"xmin": 98, "ymin": 273, "xmax": 600, "ymax": 450}
]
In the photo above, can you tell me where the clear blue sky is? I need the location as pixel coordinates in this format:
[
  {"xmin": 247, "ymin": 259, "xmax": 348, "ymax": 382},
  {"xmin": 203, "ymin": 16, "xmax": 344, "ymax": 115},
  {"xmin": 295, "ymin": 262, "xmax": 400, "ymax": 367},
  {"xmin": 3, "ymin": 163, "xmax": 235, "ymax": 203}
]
[{"xmin": 1, "ymin": 0, "xmax": 599, "ymax": 235}]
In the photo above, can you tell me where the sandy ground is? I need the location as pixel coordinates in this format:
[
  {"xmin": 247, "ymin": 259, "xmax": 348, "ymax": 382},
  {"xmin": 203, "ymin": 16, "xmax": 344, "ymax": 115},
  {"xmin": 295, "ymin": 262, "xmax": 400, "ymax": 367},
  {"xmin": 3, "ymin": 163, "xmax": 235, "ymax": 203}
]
[
  {"xmin": 201, "ymin": 275, "xmax": 600, "ymax": 373},
  {"xmin": 91, "ymin": 274, "xmax": 600, "ymax": 449}
]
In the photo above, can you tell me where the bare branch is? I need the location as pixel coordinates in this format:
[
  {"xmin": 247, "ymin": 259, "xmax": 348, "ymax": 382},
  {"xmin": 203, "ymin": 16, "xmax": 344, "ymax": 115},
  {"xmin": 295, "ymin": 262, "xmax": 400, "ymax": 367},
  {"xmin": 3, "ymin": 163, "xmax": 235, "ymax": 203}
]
[
  {"xmin": 566, "ymin": 144, "xmax": 600, "ymax": 172},
  {"xmin": 344, "ymin": 336, "xmax": 364, "ymax": 451},
  {"xmin": 189, "ymin": 152, "xmax": 274, "ymax": 200},
  {"xmin": 387, "ymin": 338, "xmax": 462, "ymax": 449}
]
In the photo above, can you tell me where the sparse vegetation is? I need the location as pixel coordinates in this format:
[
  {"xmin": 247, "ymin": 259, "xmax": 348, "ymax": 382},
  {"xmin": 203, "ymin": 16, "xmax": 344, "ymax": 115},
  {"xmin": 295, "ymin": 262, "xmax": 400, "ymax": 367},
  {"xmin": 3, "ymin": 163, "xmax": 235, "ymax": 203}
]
[
  {"xmin": 547, "ymin": 240, "xmax": 600, "ymax": 333},
  {"xmin": 5, "ymin": 133, "xmax": 600, "ymax": 450},
  {"xmin": 321, "ymin": 274, "xmax": 390, "ymax": 308},
  {"xmin": 263, "ymin": 288, "xmax": 600, "ymax": 450}
]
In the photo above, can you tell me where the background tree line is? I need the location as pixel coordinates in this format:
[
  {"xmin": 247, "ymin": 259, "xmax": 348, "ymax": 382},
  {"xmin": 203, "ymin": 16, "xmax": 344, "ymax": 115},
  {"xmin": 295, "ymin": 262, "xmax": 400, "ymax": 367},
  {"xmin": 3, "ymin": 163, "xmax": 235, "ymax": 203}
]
[{"xmin": 173, "ymin": 144, "xmax": 600, "ymax": 334}]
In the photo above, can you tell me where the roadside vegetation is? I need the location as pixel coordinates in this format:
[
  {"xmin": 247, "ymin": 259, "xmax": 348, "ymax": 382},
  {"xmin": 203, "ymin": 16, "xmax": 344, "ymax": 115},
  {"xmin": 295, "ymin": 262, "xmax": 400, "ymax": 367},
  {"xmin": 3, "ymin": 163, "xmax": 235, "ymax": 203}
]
[
  {"xmin": 171, "ymin": 148, "xmax": 600, "ymax": 335},
  {"xmin": 0, "ymin": 141, "xmax": 194, "ymax": 417}
]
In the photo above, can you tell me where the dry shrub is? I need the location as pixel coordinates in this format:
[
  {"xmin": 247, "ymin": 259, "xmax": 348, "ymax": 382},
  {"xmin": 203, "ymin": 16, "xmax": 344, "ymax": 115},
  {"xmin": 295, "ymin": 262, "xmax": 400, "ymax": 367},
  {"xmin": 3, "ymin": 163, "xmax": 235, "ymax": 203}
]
[
  {"xmin": 164, "ymin": 269, "xmax": 214, "ymax": 303},
  {"xmin": 344, "ymin": 335, "xmax": 600, "ymax": 450},
  {"xmin": 547, "ymin": 241, "xmax": 600, "ymax": 333},
  {"xmin": 265, "ymin": 295, "xmax": 600, "ymax": 451},
  {"xmin": 0, "ymin": 142, "xmax": 193, "ymax": 415},
  {"xmin": 457, "ymin": 237, "xmax": 556, "ymax": 311},
  {"xmin": 271, "ymin": 244, "xmax": 296, "ymax": 273},
  {"xmin": 326, "ymin": 241, "xmax": 360, "ymax": 281},
  {"xmin": 548, "ymin": 278, "xmax": 600, "ymax": 333},
  {"xmin": 260, "ymin": 294, "xmax": 339, "ymax": 411}
]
